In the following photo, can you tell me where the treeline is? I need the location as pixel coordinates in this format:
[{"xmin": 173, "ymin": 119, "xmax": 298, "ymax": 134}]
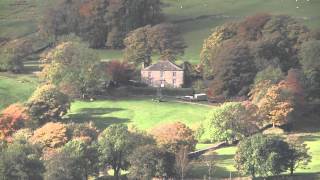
[
  {"xmin": 40, "ymin": 0, "xmax": 163, "ymax": 48},
  {"xmin": 200, "ymin": 13, "xmax": 320, "ymax": 100}
]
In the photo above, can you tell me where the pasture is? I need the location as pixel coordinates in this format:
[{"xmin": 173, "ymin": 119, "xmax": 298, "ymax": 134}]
[
  {"xmin": 68, "ymin": 98, "xmax": 211, "ymax": 130},
  {"xmin": 0, "ymin": 73, "xmax": 37, "ymax": 110}
]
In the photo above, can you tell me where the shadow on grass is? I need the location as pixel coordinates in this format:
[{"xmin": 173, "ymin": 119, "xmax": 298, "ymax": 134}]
[
  {"xmin": 301, "ymin": 134, "xmax": 320, "ymax": 142},
  {"xmin": 261, "ymin": 172, "xmax": 320, "ymax": 180},
  {"xmin": 188, "ymin": 163, "xmax": 238, "ymax": 179},
  {"xmin": 67, "ymin": 107, "xmax": 130, "ymax": 129}
]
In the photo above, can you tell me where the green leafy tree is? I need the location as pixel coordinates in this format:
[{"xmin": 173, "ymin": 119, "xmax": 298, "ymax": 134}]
[
  {"xmin": 40, "ymin": 39, "xmax": 103, "ymax": 98},
  {"xmin": 27, "ymin": 84, "xmax": 70, "ymax": 125},
  {"xmin": 0, "ymin": 139, "xmax": 44, "ymax": 180},
  {"xmin": 286, "ymin": 136, "xmax": 312, "ymax": 175},
  {"xmin": 234, "ymin": 134, "xmax": 290, "ymax": 178},
  {"xmin": 97, "ymin": 124, "xmax": 132, "ymax": 180},
  {"xmin": 198, "ymin": 102, "xmax": 258, "ymax": 143},
  {"xmin": 128, "ymin": 145, "xmax": 176, "ymax": 180}
]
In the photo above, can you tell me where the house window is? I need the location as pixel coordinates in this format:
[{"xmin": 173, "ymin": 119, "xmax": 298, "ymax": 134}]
[
  {"xmin": 173, "ymin": 79, "xmax": 176, "ymax": 86},
  {"xmin": 160, "ymin": 71, "xmax": 164, "ymax": 78},
  {"xmin": 148, "ymin": 72, "xmax": 151, "ymax": 78},
  {"xmin": 173, "ymin": 72, "xmax": 176, "ymax": 77}
]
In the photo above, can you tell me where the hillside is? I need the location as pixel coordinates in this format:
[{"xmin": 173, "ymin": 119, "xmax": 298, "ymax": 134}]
[{"xmin": 1, "ymin": 0, "xmax": 320, "ymax": 63}]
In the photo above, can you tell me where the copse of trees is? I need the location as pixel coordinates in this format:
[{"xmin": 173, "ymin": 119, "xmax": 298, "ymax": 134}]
[
  {"xmin": 41, "ymin": 0, "xmax": 163, "ymax": 48},
  {"xmin": 201, "ymin": 14, "xmax": 312, "ymax": 97}
]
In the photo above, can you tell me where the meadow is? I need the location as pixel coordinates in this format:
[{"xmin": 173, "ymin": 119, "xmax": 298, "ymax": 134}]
[
  {"xmin": 68, "ymin": 98, "xmax": 211, "ymax": 130},
  {"xmin": 0, "ymin": 73, "xmax": 37, "ymax": 110}
]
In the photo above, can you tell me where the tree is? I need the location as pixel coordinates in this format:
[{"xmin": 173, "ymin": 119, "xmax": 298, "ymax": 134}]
[
  {"xmin": 0, "ymin": 38, "xmax": 32, "ymax": 73},
  {"xmin": 124, "ymin": 23, "xmax": 186, "ymax": 65},
  {"xmin": 0, "ymin": 103, "xmax": 30, "ymax": 140},
  {"xmin": 105, "ymin": 60, "xmax": 135, "ymax": 86},
  {"xmin": 27, "ymin": 84, "xmax": 70, "ymax": 125},
  {"xmin": 175, "ymin": 146, "xmax": 191, "ymax": 180},
  {"xmin": 197, "ymin": 102, "xmax": 258, "ymax": 143},
  {"xmin": 0, "ymin": 139, "xmax": 44, "ymax": 180},
  {"xmin": 256, "ymin": 82, "xmax": 294, "ymax": 127},
  {"xmin": 128, "ymin": 145, "xmax": 176, "ymax": 180},
  {"xmin": 97, "ymin": 124, "xmax": 132, "ymax": 180},
  {"xmin": 286, "ymin": 135, "xmax": 311, "ymax": 175},
  {"xmin": 206, "ymin": 41, "xmax": 257, "ymax": 97},
  {"xmin": 234, "ymin": 134, "xmax": 290, "ymax": 178},
  {"xmin": 45, "ymin": 140, "xmax": 98, "ymax": 180},
  {"xmin": 30, "ymin": 122, "xmax": 69, "ymax": 149},
  {"xmin": 299, "ymin": 40, "xmax": 320, "ymax": 100},
  {"xmin": 40, "ymin": 40, "xmax": 103, "ymax": 98},
  {"xmin": 148, "ymin": 23, "xmax": 187, "ymax": 61},
  {"xmin": 68, "ymin": 122, "xmax": 98, "ymax": 143},
  {"xmin": 151, "ymin": 122, "xmax": 197, "ymax": 153},
  {"xmin": 200, "ymin": 153, "xmax": 216, "ymax": 180}
]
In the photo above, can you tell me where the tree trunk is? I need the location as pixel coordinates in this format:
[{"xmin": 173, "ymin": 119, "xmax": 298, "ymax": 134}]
[
  {"xmin": 114, "ymin": 168, "xmax": 120, "ymax": 180},
  {"xmin": 290, "ymin": 166, "xmax": 294, "ymax": 176}
]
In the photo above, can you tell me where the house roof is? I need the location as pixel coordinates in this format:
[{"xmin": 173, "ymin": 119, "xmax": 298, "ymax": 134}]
[{"xmin": 142, "ymin": 60, "xmax": 183, "ymax": 71}]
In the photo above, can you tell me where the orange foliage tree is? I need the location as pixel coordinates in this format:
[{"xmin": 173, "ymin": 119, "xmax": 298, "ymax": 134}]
[
  {"xmin": 0, "ymin": 103, "xmax": 30, "ymax": 140},
  {"xmin": 256, "ymin": 83, "xmax": 294, "ymax": 127},
  {"xmin": 30, "ymin": 122, "xmax": 69, "ymax": 149},
  {"xmin": 150, "ymin": 122, "xmax": 197, "ymax": 153}
]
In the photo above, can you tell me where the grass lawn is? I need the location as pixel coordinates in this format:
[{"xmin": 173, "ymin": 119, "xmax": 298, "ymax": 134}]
[
  {"xmin": 0, "ymin": 73, "xmax": 38, "ymax": 110},
  {"xmin": 190, "ymin": 132, "xmax": 320, "ymax": 179},
  {"xmin": 67, "ymin": 98, "xmax": 211, "ymax": 130}
]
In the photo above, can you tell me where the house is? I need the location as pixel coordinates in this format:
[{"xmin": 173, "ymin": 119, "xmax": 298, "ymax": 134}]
[{"xmin": 141, "ymin": 60, "xmax": 184, "ymax": 88}]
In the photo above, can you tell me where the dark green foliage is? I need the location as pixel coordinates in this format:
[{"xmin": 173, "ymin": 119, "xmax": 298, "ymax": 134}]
[
  {"xmin": 41, "ymin": 0, "xmax": 162, "ymax": 48},
  {"xmin": 234, "ymin": 134, "xmax": 290, "ymax": 178},
  {"xmin": 128, "ymin": 145, "xmax": 176, "ymax": 180},
  {"xmin": 208, "ymin": 41, "xmax": 257, "ymax": 97},
  {"xmin": 44, "ymin": 140, "xmax": 99, "ymax": 180},
  {"xmin": 299, "ymin": 40, "xmax": 320, "ymax": 100},
  {"xmin": 0, "ymin": 139, "xmax": 44, "ymax": 180}
]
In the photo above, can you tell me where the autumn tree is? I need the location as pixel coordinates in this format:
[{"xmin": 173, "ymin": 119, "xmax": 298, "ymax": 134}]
[
  {"xmin": 0, "ymin": 103, "xmax": 30, "ymax": 140},
  {"xmin": 27, "ymin": 84, "xmax": 70, "ymax": 125},
  {"xmin": 30, "ymin": 122, "xmax": 69, "ymax": 149},
  {"xmin": 197, "ymin": 102, "xmax": 258, "ymax": 143},
  {"xmin": 151, "ymin": 122, "xmax": 197, "ymax": 153},
  {"xmin": 41, "ymin": 39, "xmax": 103, "ymax": 98},
  {"xmin": 105, "ymin": 60, "xmax": 135, "ymax": 86},
  {"xmin": 255, "ymin": 82, "xmax": 294, "ymax": 127},
  {"xmin": 128, "ymin": 145, "xmax": 176, "ymax": 180},
  {"xmin": 124, "ymin": 23, "xmax": 186, "ymax": 65},
  {"xmin": 0, "ymin": 139, "xmax": 44, "ymax": 180},
  {"xmin": 67, "ymin": 122, "xmax": 98, "ymax": 143},
  {"xmin": 201, "ymin": 14, "xmax": 310, "ymax": 97},
  {"xmin": 0, "ymin": 38, "xmax": 32, "ymax": 73},
  {"xmin": 41, "ymin": 0, "xmax": 163, "ymax": 48}
]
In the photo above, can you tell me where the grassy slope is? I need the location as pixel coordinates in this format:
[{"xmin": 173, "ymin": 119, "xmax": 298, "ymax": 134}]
[
  {"xmin": 68, "ymin": 99, "xmax": 211, "ymax": 130},
  {"xmin": 0, "ymin": 73, "xmax": 37, "ymax": 110}
]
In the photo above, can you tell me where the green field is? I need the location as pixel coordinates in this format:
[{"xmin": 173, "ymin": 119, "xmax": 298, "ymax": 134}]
[
  {"xmin": 0, "ymin": 73, "xmax": 37, "ymax": 110},
  {"xmin": 190, "ymin": 132, "xmax": 320, "ymax": 179},
  {"xmin": 68, "ymin": 98, "xmax": 211, "ymax": 130}
]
